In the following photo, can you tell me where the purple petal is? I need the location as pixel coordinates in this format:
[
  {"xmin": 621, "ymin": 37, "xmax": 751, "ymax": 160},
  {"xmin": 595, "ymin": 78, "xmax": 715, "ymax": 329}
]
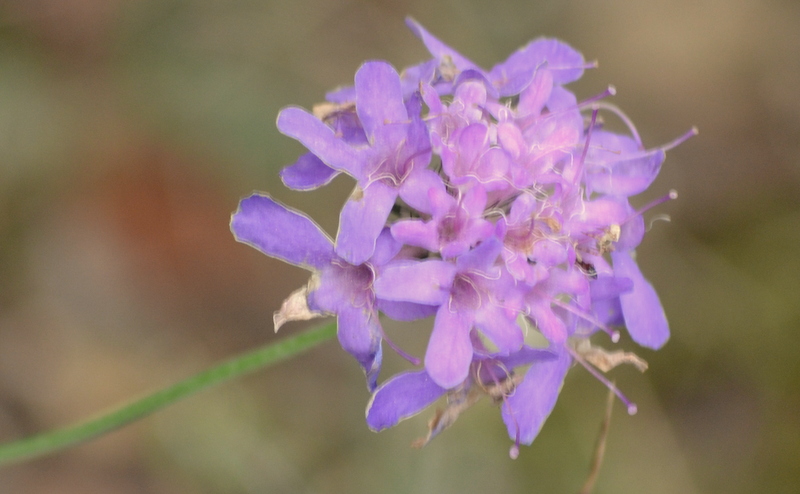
[
  {"xmin": 490, "ymin": 38, "xmax": 585, "ymax": 95},
  {"xmin": 501, "ymin": 345, "xmax": 571, "ymax": 445},
  {"xmin": 337, "ymin": 305, "xmax": 383, "ymax": 391},
  {"xmin": 280, "ymin": 152, "xmax": 340, "ymax": 191},
  {"xmin": 527, "ymin": 297, "xmax": 567, "ymax": 344},
  {"xmin": 376, "ymin": 299, "xmax": 438, "ymax": 321},
  {"xmin": 517, "ymin": 69, "xmax": 553, "ymax": 117},
  {"xmin": 569, "ymin": 197, "xmax": 630, "ymax": 231},
  {"xmin": 589, "ymin": 276, "xmax": 634, "ymax": 300},
  {"xmin": 398, "ymin": 168, "xmax": 446, "ymax": 214},
  {"xmin": 584, "ymin": 131, "xmax": 665, "ymax": 197},
  {"xmin": 276, "ymin": 107, "xmax": 362, "ymax": 176},
  {"xmin": 366, "ymin": 370, "xmax": 446, "ymax": 431},
  {"xmin": 474, "ymin": 304, "xmax": 523, "ymax": 354},
  {"xmin": 425, "ymin": 305, "xmax": 474, "ymax": 388},
  {"xmin": 355, "ymin": 61, "xmax": 407, "ymax": 141},
  {"xmin": 325, "ymin": 85, "xmax": 356, "ymax": 103},
  {"xmin": 611, "ymin": 251, "xmax": 670, "ymax": 349},
  {"xmin": 370, "ymin": 228, "xmax": 403, "ymax": 267},
  {"xmin": 399, "ymin": 59, "xmax": 439, "ymax": 97},
  {"xmin": 617, "ymin": 213, "xmax": 645, "ymax": 251},
  {"xmin": 336, "ymin": 181, "xmax": 397, "ymax": 265},
  {"xmin": 586, "ymin": 153, "xmax": 666, "ymax": 197},
  {"xmin": 455, "ymin": 235, "xmax": 502, "ymax": 273},
  {"xmin": 374, "ymin": 260, "xmax": 456, "ymax": 306},
  {"xmin": 307, "ymin": 262, "xmax": 372, "ymax": 314},
  {"xmin": 390, "ymin": 219, "xmax": 440, "ymax": 252},
  {"xmin": 493, "ymin": 345, "xmax": 557, "ymax": 370},
  {"xmin": 231, "ymin": 194, "xmax": 334, "ymax": 270},
  {"xmin": 405, "ymin": 17, "xmax": 482, "ymax": 74},
  {"xmin": 453, "ymin": 71, "xmax": 495, "ymax": 101}
]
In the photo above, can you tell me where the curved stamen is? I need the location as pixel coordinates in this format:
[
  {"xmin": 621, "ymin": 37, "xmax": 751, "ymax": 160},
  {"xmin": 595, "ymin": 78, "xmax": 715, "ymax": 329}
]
[
  {"xmin": 592, "ymin": 102, "xmax": 642, "ymax": 145},
  {"xmin": 577, "ymin": 85, "xmax": 617, "ymax": 109},
  {"xmin": 590, "ymin": 127, "xmax": 698, "ymax": 165},
  {"xmin": 551, "ymin": 298, "xmax": 621, "ymax": 343},
  {"xmin": 572, "ymin": 107, "xmax": 599, "ymax": 186},
  {"xmin": 624, "ymin": 190, "xmax": 678, "ymax": 225},
  {"xmin": 567, "ymin": 345, "xmax": 638, "ymax": 415},
  {"xmin": 661, "ymin": 127, "xmax": 698, "ymax": 152},
  {"xmin": 378, "ymin": 325, "xmax": 421, "ymax": 366}
]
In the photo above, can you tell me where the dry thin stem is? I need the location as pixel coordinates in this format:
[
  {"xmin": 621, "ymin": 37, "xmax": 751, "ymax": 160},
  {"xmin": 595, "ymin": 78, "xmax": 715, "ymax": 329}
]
[{"xmin": 579, "ymin": 385, "xmax": 615, "ymax": 494}]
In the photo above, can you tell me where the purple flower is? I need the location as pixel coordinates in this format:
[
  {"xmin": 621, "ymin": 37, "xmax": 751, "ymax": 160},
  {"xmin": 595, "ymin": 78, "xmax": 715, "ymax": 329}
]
[
  {"xmin": 233, "ymin": 17, "xmax": 693, "ymax": 456},
  {"xmin": 232, "ymin": 194, "xmax": 405, "ymax": 390},
  {"xmin": 374, "ymin": 237, "xmax": 524, "ymax": 388},
  {"xmin": 390, "ymin": 182, "xmax": 494, "ymax": 259}
]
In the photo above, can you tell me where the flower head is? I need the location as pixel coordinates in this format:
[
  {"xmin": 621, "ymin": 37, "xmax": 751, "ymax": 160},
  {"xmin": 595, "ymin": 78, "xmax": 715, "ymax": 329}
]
[{"xmin": 232, "ymin": 17, "xmax": 694, "ymax": 456}]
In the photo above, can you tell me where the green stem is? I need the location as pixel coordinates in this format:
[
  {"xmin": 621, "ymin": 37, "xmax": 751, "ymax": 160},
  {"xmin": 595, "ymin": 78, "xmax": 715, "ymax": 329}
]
[{"xmin": 0, "ymin": 322, "xmax": 337, "ymax": 466}]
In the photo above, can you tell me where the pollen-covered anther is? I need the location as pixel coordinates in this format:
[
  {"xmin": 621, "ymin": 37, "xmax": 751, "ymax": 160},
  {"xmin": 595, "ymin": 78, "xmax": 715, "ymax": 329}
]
[
  {"xmin": 597, "ymin": 224, "xmax": 620, "ymax": 253},
  {"xmin": 540, "ymin": 216, "xmax": 562, "ymax": 233}
]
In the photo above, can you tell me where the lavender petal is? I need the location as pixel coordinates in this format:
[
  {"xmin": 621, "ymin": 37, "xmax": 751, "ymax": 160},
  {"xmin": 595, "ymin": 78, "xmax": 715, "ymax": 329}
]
[
  {"xmin": 231, "ymin": 194, "xmax": 334, "ymax": 270},
  {"xmin": 366, "ymin": 370, "xmax": 446, "ymax": 431}
]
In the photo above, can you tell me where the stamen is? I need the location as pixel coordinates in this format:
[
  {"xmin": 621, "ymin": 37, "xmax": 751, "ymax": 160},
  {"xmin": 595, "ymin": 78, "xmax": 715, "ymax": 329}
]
[
  {"xmin": 592, "ymin": 102, "xmax": 642, "ymax": 145},
  {"xmin": 378, "ymin": 326, "xmax": 421, "ymax": 366},
  {"xmin": 531, "ymin": 86, "xmax": 614, "ymax": 131},
  {"xmin": 633, "ymin": 189, "xmax": 678, "ymax": 218},
  {"xmin": 480, "ymin": 362, "xmax": 522, "ymax": 459},
  {"xmin": 567, "ymin": 346, "xmax": 638, "ymax": 415},
  {"xmin": 592, "ymin": 127, "xmax": 698, "ymax": 165},
  {"xmin": 577, "ymin": 85, "xmax": 616, "ymax": 109},
  {"xmin": 551, "ymin": 298, "xmax": 620, "ymax": 342},
  {"xmin": 572, "ymin": 107, "xmax": 599, "ymax": 186},
  {"xmin": 661, "ymin": 127, "xmax": 698, "ymax": 152},
  {"xmin": 510, "ymin": 438, "xmax": 520, "ymax": 460}
]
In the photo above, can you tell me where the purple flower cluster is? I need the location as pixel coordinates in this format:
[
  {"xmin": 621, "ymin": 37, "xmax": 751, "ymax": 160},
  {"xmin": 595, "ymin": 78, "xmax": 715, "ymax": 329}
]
[{"xmin": 231, "ymin": 18, "xmax": 694, "ymax": 457}]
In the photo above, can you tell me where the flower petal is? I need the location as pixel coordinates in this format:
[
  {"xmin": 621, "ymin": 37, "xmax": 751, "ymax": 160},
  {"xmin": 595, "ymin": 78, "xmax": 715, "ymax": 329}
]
[
  {"xmin": 425, "ymin": 305, "xmax": 474, "ymax": 388},
  {"xmin": 405, "ymin": 17, "xmax": 481, "ymax": 74},
  {"xmin": 611, "ymin": 250, "xmax": 670, "ymax": 349},
  {"xmin": 277, "ymin": 106, "xmax": 363, "ymax": 176},
  {"xmin": 501, "ymin": 345, "xmax": 571, "ymax": 445},
  {"xmin": 374, "ymin": 260, "xmax": 456, "ymax": 306},
  {"xmin": 280, "ymin": 152, "xmax": 340, "ymax": 191},
  {"xmin": 337, "ymin": 305, "xmax": 383, "ymax": 391},
  {"xmin": 355, "ymin": 61, "xmax": 407, "ymax": 141},
  {"xmin": 474, "ymin": 304, "xmax": 524, "ymax": 354},
  {"xmin": 376, "ymin": 299, "xmax": 438, "ymax": 321},
  {"xmin": 490, "ymin": 38, "xmax": 586, "ymax": 88},
  {"xmin": 231, "ymin": 194, "xmax": 334, "ymax": 270},
  {"xmin": 366, "ymin": 370, "xmax": 446, "ymax": 431},
  {"xmin": 336, "ymin": 181, "xmax": 398, "ymax": 265},
  {"xmin": 584, "ymin": 131, "xmax": 665, "ymax": 197}
]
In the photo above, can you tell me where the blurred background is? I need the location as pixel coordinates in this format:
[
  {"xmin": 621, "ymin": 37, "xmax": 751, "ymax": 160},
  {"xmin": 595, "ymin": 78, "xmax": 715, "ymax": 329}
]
[{"xmin": 0, "ymin": 0, "xmax": 798, "ymax": 492}]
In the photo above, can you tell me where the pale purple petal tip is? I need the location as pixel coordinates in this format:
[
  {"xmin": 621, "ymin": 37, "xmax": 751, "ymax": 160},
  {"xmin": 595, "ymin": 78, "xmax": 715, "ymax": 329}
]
[
  {"xmin": 355, "ymin": 61, "xmax": 407, "ymax": 139},
  {"xmin": 280, "ymin": 152, "xmax": 340, "ymax": 191},
  {"xmin": 611, "ymin": 251, "xmax": 670, "ymax": 349},
  {"xmin": 501, "ymin": 346, "xmax": 571, "ymax": 445},
  {"xmin": 336, "ymin": 181, "xmax": 398, "ymax": 265}
]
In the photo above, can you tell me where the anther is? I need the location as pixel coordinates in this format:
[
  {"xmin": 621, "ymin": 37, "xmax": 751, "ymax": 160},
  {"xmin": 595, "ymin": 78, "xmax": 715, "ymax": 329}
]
[{"xmin": 577, "ymin": 86, "xmax": 616, "ymax": 108}]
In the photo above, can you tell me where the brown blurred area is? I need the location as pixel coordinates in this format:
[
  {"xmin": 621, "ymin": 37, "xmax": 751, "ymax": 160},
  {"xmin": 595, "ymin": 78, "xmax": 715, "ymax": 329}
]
[{"xmin": 0, "ymin": 1, "xmax": 798, "ymax": 493}]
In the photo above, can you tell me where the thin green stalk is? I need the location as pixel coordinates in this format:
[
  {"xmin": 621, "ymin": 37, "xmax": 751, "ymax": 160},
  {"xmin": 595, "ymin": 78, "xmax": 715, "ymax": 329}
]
[{"xmin": 0, "ymin": 322, "xmax": 337, "ymax": 466}]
